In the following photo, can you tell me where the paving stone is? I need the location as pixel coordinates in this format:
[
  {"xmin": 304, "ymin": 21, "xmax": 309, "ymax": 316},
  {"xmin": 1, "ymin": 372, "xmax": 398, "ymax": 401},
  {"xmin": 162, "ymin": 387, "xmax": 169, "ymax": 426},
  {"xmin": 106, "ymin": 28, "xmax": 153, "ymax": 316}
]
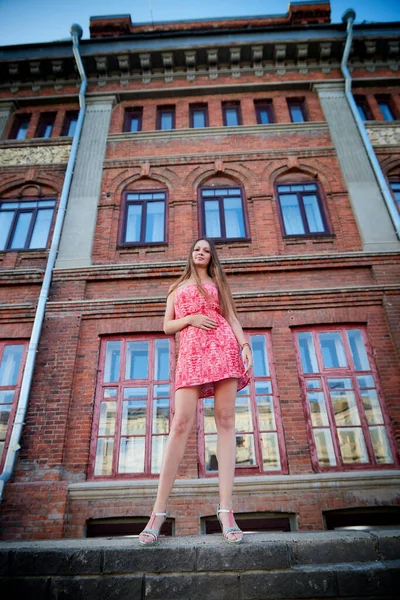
[
  {"xmin": 372, "ymin": 531, "xmax": 400, "ymax": 561},
  {"xmin": 10, "ymin": 548, "xmax": 101, "ymax": 576},
  {"xmin": 241, "ymin": 567, "xmax": 337, "ymax": 599},
  {"xmin": 336, "ymin": 560, "xmax": 400, "ymax": 597},
  {"xmin": 2, "ymin": 576, "xmax": 49, "ymax": 600},
  {"xmin": 49, "ymin": 575, "xmax": 142, "ymax": 600},
  {"xmin": 196, "ymin": 540, "xmax": 289, "ymax": 571},
  {"xmin": 144, "ymin": 572, "xmax": 239, "ymax": 600},
  {"xmin": 145, "ymin": 573, "xmax": 193, "ymax": 599},
  {"xmin": 103, "ymin": 544, "xmax": 196, "ymax": 573},
  {"xmin": 289, "ymin": 533, "xmax": 378, "ymax": 565}
]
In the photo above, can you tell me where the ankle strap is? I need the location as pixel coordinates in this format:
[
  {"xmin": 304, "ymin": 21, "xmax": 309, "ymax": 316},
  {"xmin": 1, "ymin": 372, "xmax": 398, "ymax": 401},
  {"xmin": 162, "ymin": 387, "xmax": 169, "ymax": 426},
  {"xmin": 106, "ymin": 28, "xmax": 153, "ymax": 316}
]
[
  {"xmin": 152, "ymin": 512, "xmax": 167, "ymax": 517},
  {"xmin": 217, "ymin": 508, "xmax": 232, "ymax": 513}
]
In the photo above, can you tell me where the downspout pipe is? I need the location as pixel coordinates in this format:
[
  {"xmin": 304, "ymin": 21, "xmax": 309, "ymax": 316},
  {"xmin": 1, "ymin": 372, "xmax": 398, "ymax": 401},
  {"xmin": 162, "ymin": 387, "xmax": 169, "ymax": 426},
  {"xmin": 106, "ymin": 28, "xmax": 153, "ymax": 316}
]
[
  {"xmin": 0, "ymin": 24, "xmax": 87, "ymax": 502},
  {"xmin": 341, "ymin": 9, "xmax": 400, "ymax": 239}
]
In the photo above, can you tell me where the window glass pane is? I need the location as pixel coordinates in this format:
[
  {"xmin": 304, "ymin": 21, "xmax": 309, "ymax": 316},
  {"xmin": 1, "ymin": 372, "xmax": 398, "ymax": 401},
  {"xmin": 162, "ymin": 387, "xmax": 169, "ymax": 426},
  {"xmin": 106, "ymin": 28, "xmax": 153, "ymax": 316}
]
[
  {"xmin": 289, "ymin": 104, "xmax": 304, "ymax": 123},
  {"xmin": 125, "ymin": 204, "xmax": 142, "ymax": 242},
  {"xmin": 250, "ymin": 335, "xmax": 269, "ymax": 377},
  {"xmin": 139, "ymin": 194, "xmax": 153, "ymax": 200},
  {"xmin": 29, "ymin": 209, "xmax": 53, "ymax": 249},
  {"xmin": 319, "ymin": 332, "xmax": 347, "ymax": 368},
  {"xmin": 235, "ymin": 434, "xmax": 255, "ymax": 466},
  {"xmin": 307, "ymin": 392, "xmax": 329, "ymax": 427},
  {"xmin": 314, "ymin": 429, "xmax": 337, "ymax": 466},
  {"xmin": 330, "ymin": 391, "xmax": 361, "ymax": 426},
  {"xmin": 303, "ymin": 195, "xmax": 325, "ymax": 233},
  {"xmin": 204, "ymin": 398, "xmax": 217, "ymax": 433},
  {"xmin": 378, "ymin": 102, "xmax": 394, "ymax": 121},
  {"xmin": 123, "ymin": 387, "xmax": 147, "ymax": 399},
  {"xmin": 15, "ymin": 119, "xmax": 29, "ymax": 140},
  {"xmin": 356, "ymin": 104, "xmax": 367, "ymax": 120},
  {"xmin": 126, "ymin": 341, "xmax": 149, "ymax": 379},
  {"xmin": 10, "ymin": 211, "xmax": 32, "ymax": 249},
  {"xmin": 0, "ymin": 211, "xmax": 14, "ymax": 250},
  {"xmin": 346, "ymin": 330, "xmax": 370, "ymax": 371},
  {"xmin": 357, "ymin": 375, "xmax": 375, "ymax": 389},
  {"xmin": 277, "ymin": 185, "xmax": 290, "ymax": 192},
  {"xmin": 154, "ymin": 339, "xmax": 170, "ymax": 380},
  {"xmin": 104, "ymin": 341, "xmax": 120, "ymax": 383},
  {"xmin": 43, "ymin": 123, "xmax": 53, "ymax": 138},
  {"xmin": 202, "ymin": 189, "xmax": 215, "ymax": 197},
  {"xmin": 0, "ymin": 390, "xmax": 14, "ymax": 404},
  {"xmin": 126, "ymin": 194, "xmax": 139, "ymax": 200},
  {"xmin": 192, "ymin": 109, "xmax": 206, "ymax": 128},
  {"xmin": 304, "ymin": 184, "xmax": 317, "ymax": 191},
  {"xmin": 118, "ymin": 437, "xmax": 145, "ymax": 473},
  {"xmin": 205, "ymin": 433, "xmax": 218, "ymax": 471},
  {"xmin": 204, "ymin": 200, "xmax": 221, "ymax": 238},
  {"xmin": 257, "ymin": 396, "xmax": 276, "ymax": 430},
  {"xmin": 297, "ymin": 332, "xmax": 318, "ymax": 373},
  {"xmin": 104, "ymin": 388, "xmax": 117, "ymax": 398},
  {"xmin": 154, "ymin": 384, "xmax": 169, "ymax": 398},
  {"xmin": 328, "ymin": 378, "xmax": 353, "ymax": 390},
  {"xmin": 260, "ymin": 432, "xmax": 281, "ymax": 470},
  {"xmin": 94, "ymin": 438, "xmax": 114, "ymax": 476},
  {"xmin": 280, "ymin": 194, "xmax": 305, "ymax": 234},
  {"xmin": 98, "ymin": 401, "xmax": 116, "ymax": 436},
  {"xmin": 160, "ymin": 111, "xmax": 173, "ymax": 129},
  {"xmin": 224, "ymin": 107, "xmax": 239, "ymax": 126},
  {"xmin": 0, "ymin": 405, "xmax": 12, "ymax": 441},
  {"xmin": 145, "ymin": 201, "xmax": 165, "ymax": 242},
  {"xmin": 0, "ymin": 442, "xmax": 4, "ymax": 463},
  {"xmin": 152, "ymin": 399, "xmax": 169, "ymax": 434},
  {"xmin": 228, "ymin": 188, "xmax": 241, "ymax": 195},
  {"xmin": 67, "ymin": 117, "xmax": 77, "ymax": 136},
  {"xmin": 337, "ymin": 427, "xmax": 369, "ymax": 463},
  {"xmin": 258, "ymin": 107, "xmax": 271, "ymax": 124},
  {"xmin": 39, "ymin": 200, "xmax": 56, "ymax": 208},
  {"xmin": 369, "ymin": 426, "xmax": 394, "ymax": 464},
  {"xmin": 361, "ymin": 389, "xmax": 384, "ymax": 425},
  {"xmin": 151, "ymin": 435, "xmax": 167, "ymax": 473},
  {"xmin": 255, "ymin": 381, "xmax": 272, "ymax": 395},
  {"xmin": 121, "ymin": 400, "xmax": 146, "ymax": 435},
  {"xmin": 235, "ymin": 397, "xmax": 253, "ymax": 432},
  {"xmin": 130, "ymin": 116, "xmax": 140, "ymax": 132},
  {"xmin": 306, "ymin": 379, "xmax": 321, "ymax": 389},
  {"xmin": 0, "ymin": 345, "xmax": 24, "ymax": 386},
  {"xmin": 223, "ymin": 197, "xmax": 245, "ymax": 238}
]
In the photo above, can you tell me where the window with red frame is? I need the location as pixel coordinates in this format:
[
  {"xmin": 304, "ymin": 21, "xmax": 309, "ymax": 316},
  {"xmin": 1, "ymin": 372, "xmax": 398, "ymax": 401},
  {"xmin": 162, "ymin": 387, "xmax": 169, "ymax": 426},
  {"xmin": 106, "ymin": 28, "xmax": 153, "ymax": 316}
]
[
  {"xmin": 276, "ymin": 182, "xmax": 330, "ymax": 236},
  {"xmin": 90, "ymin": 336, "xmax": 174, "ymax": 478},
  {"xmin": 0, "ymin": 342, "xmax": 27, "ymax": 469},
  {"xmin": 198, "ymin": 332, "xmax": 287, "ymax": 477},
  {"xmin": 294, "ymin": 327, "xmax": 396, "ymax": 471}
]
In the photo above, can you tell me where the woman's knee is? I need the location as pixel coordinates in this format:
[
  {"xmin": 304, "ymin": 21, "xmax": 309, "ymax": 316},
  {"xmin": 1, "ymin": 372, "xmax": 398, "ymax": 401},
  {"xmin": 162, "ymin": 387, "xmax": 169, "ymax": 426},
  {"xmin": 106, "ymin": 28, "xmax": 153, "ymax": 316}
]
[
  {"xmin": 171, "ymin": 413, "xmax": 193, "ymax": 436},
  {"xmin": 215, "ymin": 407, "xmax": 235, "ymax": 430}
]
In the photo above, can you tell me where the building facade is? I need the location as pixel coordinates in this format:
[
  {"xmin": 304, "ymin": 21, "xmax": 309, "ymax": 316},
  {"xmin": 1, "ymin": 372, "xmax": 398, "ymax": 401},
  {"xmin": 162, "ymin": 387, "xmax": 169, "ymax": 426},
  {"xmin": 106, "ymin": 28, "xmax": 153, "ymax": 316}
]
[{"xmin": 0, "ymin": 1, "xmax": 400, "ymax": 539}]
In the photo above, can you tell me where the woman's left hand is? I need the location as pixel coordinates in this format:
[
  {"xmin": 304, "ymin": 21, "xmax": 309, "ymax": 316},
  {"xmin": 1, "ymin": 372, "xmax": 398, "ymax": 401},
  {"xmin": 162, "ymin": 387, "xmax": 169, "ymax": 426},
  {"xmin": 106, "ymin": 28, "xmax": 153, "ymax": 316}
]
[{"xmin": 242, "ymin": 345, "xmax": 253, "ymax": 374}]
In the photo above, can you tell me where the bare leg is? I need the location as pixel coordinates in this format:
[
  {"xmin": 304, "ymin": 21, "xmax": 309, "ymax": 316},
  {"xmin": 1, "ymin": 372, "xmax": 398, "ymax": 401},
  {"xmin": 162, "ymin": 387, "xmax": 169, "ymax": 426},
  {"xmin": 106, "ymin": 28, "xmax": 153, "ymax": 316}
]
[
  {"xmin": 139, "ymin": 386, "xmax": 200, "ymax": 543},
  {"xmin": 214, "ymin": 378, "xmax": 243, "ymax": 542}
]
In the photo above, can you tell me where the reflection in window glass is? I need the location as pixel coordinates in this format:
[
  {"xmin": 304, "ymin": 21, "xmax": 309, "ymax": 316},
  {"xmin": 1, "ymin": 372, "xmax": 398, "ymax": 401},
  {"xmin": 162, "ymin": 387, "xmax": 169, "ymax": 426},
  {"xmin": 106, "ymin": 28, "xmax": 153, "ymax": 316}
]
[
  {"xmin": 0, "ymin": 345, "xmax": 24, "ymax": 386},
  {"xmin": 118, "ymin": 436, "xmax": 145, "ymax": 473},
  {"xmin": 154, "ymin": 339, "xmax": 170, "ymax": 380},
  {"xmin": 94, "ymin": 438, "xmax": 114, "ymax": 476},
  {"xmin": 257, "ymin": 396, "xmax": 276, "ymax": 430},
  {"xmin": 10, "ymin": 212, "xmax": 32, "ymax": 249},
  {"xmin": 126, "ymin": 341, "xmax": 149, "ymax": 380},
  {"xmin": 361, "ymin": 389, "xmax": 383, "ymax": 425},
  {"xmin": 280, "ymin": 195, "xmax": 305, "ymax": 235},
  {"xmin": 337, "ymin": 427, "xmax": 369, "ymax": 463},
  {"xmin": 319, "ymin": 332, "xmax": 347, "ymax": 368},
  {"xmin": 152, "ymin": 435, "xmax": 168, "ymax": 473},
  {"xmin": 104, "ymin": 341, "xmax": 120, "ymax": 383},
  {"xmin": 330, "ymin": 391, "xmax": 361, "ymax": 426},
  {"xmin": 251, "ymin": 335, "xmax": 269, "ymax": 377},
  {"xmin": 260, "ymin": 432, "xmax": 281, "ymax": 470},
  {"xmin": 126, "ymin": 204, "xmax": 142, "ymax": 242},
  {"xmin": 205, "ymin": 200, "xmax": 221, "ymax": 238},
  {"xmin": 303, "ymin": 195, "xmax": 324, "ymax": 232},
  {"xmin": 224, "ymin": 107, "xmax": 239, "ymax": 126},
  {"xmin": 223, "ymin": 197, "xmax": 245, "ymax": 238},
  {"xmin": 347, "ymin": 330, "xmax": 370, "ymax": 371},
  {"xmin": 369, "ymin": 426, "xmax": 394, "ymax": 464},
  {"xmin": 145, "ymin": 202, "xmax": 165, "ymax": 242},
  {"xmin": 314, "ymin": 429, "xmax": 337, "ymax": 466},
  {"xmin": 235, "ymin": 397, "xmax": 253, "ymax": 432},
  {"xmin": 308, "ymin": 392, "xmax": 329, "ymax": 427},
  {"xmin": 98, "ymin": 402, "xmax": 116, "ymax": 436},
  {"xmin": 152, "ymin": 399, "xmax": 169, "ymax": 434},
  {"xmin": 204, "ymin": 398, "xmax": 217, "ymax": 434},
  {"xmin": 0, "ymin": 405, "xmax": 12, "ymax": 443},
  {"xmin": 298, "ymin": 332, "xmax": 318, "ymax": 373},
  {"xmin": 121, "ymin": 400, "xmax": 146, "ymax": 435},
  {"xmin": 29, "ymin": 209, "xmax": 53, "ymax": 249},
  {"xmin": 235, "ymin": 434, "xmax": 255, "ymax": 466},
  {"xmin": 205, "ymin": 433, "xmax": 218, "ymax": 471}
]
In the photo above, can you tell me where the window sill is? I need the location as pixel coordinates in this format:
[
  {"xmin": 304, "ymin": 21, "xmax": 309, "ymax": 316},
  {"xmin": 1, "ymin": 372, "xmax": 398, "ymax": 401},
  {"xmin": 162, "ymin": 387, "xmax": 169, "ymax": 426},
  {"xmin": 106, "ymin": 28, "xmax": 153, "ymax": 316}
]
[{"xmin": 118, "ymin": 243, "xmax": 168, "ymax": 253}]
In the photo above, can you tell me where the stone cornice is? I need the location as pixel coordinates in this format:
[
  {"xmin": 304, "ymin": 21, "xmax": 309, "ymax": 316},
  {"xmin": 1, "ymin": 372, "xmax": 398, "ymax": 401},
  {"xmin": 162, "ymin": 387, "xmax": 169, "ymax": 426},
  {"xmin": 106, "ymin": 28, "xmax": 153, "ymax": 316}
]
[
  {"xmin": 365, "ymin": 122, "xmax": 400, "ymax": 147},
  {"xmin": 67, "ymin": 469, "xmax": 400, "ymax": 500}
]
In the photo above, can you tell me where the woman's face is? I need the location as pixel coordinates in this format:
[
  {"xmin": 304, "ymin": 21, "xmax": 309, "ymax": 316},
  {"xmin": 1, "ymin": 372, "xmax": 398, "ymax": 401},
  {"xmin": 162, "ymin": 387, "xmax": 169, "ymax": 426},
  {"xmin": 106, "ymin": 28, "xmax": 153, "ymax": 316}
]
[{"xmin": 192, "ymin": 239, "xmax": 211, "ymax": 268}]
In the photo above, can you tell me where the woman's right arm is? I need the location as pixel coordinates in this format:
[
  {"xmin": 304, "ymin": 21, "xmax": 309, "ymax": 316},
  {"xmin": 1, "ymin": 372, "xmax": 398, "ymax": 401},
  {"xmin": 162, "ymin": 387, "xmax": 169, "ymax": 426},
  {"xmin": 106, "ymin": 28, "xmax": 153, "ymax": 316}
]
[{"xmin": 163, "ymin": 291, "xmax": 217, "ymax": 334}]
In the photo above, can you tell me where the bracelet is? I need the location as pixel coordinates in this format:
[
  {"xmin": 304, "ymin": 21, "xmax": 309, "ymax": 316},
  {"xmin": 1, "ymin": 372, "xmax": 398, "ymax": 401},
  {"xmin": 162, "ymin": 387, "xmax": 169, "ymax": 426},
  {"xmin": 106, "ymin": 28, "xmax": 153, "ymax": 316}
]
[{"xmin": 241, "ymin": 342, "xmax": 251, "ymax": 351}]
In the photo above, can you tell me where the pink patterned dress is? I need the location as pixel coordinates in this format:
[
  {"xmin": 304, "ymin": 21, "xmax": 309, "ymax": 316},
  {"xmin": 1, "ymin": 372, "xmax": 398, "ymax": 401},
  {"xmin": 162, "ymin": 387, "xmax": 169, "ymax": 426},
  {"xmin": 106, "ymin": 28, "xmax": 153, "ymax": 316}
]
[{"xmin": 174, "ymin": 283, "xmax": 249, "ymax": 398}]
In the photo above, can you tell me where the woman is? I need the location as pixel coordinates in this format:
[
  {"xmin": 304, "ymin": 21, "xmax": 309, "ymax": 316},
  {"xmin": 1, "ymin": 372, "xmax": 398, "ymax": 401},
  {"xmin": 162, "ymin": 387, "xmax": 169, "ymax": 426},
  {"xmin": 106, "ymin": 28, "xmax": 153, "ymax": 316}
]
[{"xmin": 139, "ymin": 238, "xmax": 252, "ymax": 546}]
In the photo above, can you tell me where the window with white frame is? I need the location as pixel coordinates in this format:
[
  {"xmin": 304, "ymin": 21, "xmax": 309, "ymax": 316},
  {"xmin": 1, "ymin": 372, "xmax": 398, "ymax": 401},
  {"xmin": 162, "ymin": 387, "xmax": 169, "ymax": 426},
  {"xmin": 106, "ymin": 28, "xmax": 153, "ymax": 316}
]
[
  {"xmin": 90, "ymin": 336, "xmax": 173, "ymax": 478},
  {"xmin": 295, "ymin": 327, "xmax": 396, "ymax": 471}
]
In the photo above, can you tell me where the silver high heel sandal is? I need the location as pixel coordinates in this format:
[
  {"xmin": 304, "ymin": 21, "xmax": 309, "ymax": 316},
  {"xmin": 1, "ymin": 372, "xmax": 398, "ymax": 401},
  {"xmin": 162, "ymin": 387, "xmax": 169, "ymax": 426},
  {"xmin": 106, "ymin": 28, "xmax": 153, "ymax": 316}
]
[
  {"xmin": 216, "ymin": 505, "xmax": 243, "ymax": 545},
  {"xmin": 139, "ymin": 512, "xmax": 167, "ymax": 546}
]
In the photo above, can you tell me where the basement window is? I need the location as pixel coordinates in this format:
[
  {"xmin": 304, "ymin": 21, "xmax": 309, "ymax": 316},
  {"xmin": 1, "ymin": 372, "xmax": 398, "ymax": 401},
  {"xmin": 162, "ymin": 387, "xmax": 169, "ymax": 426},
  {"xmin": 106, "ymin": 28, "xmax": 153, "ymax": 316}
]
[
  {"xmin": 324, "ymin": 507, "xmax": 400, "ymax": 531},
  {"xmin": 86, "ymin": 517, "xmax": 174, "ymax": 537},
  {"xmin": 202, "ymin": 512, "xmax": 296, "ymax": 534}
]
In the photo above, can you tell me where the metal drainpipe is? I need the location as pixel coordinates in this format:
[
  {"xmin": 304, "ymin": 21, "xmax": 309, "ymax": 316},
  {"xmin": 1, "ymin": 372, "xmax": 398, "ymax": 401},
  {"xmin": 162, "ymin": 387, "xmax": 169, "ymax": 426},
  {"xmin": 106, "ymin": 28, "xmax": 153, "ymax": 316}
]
[
  {"xmin": 341, "ymin": 9, "xmax": 400, "ymax": 239},
  {"xmin": 0, "ymin": 24, "xmax": 87, "ymax": 502}
]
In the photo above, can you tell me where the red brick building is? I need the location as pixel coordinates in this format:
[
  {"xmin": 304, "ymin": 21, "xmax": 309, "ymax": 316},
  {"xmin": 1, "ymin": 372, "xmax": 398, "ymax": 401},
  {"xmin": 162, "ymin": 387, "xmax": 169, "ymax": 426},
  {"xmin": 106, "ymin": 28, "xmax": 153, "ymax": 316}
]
[{"xmin": 0, "ymin": 1, "xmax": 400, "ymax": 539}]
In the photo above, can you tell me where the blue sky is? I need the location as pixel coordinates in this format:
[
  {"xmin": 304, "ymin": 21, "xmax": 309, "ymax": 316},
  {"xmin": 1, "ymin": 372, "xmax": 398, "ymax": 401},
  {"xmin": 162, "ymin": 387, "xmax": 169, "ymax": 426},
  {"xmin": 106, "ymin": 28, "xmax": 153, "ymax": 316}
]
[{"xmin": 0, "ymin": 0, "xmax": 399, "ymax": 46}]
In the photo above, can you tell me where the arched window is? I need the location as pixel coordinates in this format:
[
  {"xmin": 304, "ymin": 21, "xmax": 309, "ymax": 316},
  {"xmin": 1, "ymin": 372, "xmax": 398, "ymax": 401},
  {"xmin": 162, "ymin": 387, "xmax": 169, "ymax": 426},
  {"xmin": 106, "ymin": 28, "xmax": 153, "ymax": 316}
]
[
  {"xmin": 199, "ymin": 177, "xmax": 249, "ymax": 241},
  {"xmin": 120, "ymin": 183, "xmax": 167, "ymax": 246}
]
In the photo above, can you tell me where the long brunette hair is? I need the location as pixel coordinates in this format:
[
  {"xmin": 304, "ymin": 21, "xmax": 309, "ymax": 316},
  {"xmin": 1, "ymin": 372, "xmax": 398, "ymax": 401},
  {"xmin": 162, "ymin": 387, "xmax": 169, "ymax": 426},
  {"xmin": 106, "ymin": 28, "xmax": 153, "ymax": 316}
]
[{"xmin": 168, "ymin": 238, "xmax": 238, "ymax": 319}]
